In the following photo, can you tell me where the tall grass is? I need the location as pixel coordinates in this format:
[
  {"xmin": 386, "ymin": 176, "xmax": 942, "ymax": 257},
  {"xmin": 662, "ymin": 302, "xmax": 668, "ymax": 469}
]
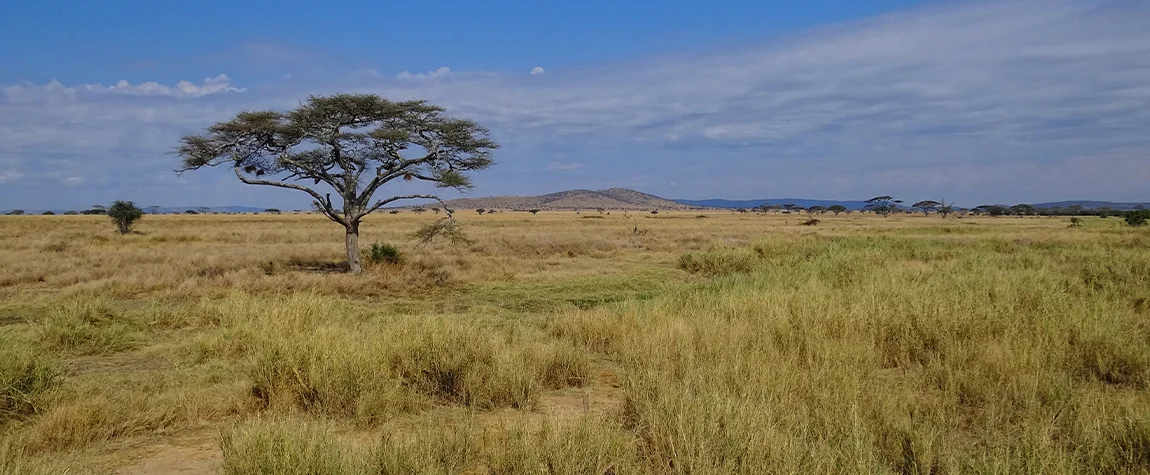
[{"xmin": 2, "ymin": 213, "xmax": 1148, "ymax": 472}]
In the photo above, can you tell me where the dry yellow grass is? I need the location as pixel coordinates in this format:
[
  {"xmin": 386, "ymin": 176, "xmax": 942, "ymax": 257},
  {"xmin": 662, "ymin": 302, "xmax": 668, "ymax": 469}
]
[{"xmin": 1, "ymin": 211, "xmax": 1147, "ymax": 474}]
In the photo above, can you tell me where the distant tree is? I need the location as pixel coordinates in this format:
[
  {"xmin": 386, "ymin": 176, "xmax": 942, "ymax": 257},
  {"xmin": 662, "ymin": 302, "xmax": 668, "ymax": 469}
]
[
  {"xmin": 264, "ymin": 208, "xmax": 282, "ymax": 214},
  {"xmin": 176, "ymin": 93, "xmax": 497, "ymax": 273},
  {"xmin": 432, "ymin": 208, "xmax": 441, "ymax": 215},
  {"xmin": 81, "ymin": 208, "xmax": 107, "ymax": 215},
  {"xmin": 63, "ymin": 210, "xmax": 78, "ymax": 215},
  {"xmin": 389, "ymin": 210, "xmax": 401, "ymax": 214},
  {"xmin": 1068, "ymin": 217, "xmax": 1083, "ymax": 228},
  {"xmin": 912, "ymin": 200, "xmax": 941, "ymax": 216},
  {"xmin": 146, "ymin": 205, "xmax": 161, "ymax": 215},
  {"xmin": 1009, "ymin": 204, "xmax": 1037, "ymax": 216},
  {"xmin": 107, "ymin": 200, "xmax": 144, "ymax": 234},
  {"xmin": 42, "ymin": 211, "xmax": 55, "ymax": 215},
  {"xmin": 781, "ymin": 204, "xmax": 796, "ymax": 214},
  {"xmin": 864, "ymin": 196, "xmax": 901, "ymax": 217},
  {"xmin": 737, "ymin": 208, "xmax": 749, "ymax": 214},
  {"xmin": 529, "ymin": 209, "xmax": 540, "ymax": 215},
  {"xmin": 5, "ymin": 210, "xmax": 24, "ymax": 215},
  {"xmin": 809, "ymin": 206, "xmax": 827, "ymax": 215},
  {"xmin": 1126, "ymin": 209, "xmax": 1149, "ymax": 227},
  {"xmin": 650, "ymin": 210, "xmax": 659, "ymax": 215},
  {"xmin": 975, "ymin": 205, "xmax": 1010, "ymax": 217},
  {"xmin": 828, "ymin": 205, "xmax": 846, "ymax": 215},
  {"xmin": 185, "ymin": 210, "xmax": 197, "ymax": 215},
  {"xmin": 412, "ymin": 207, "xmax": 426, "ymax": 214},
  {"xmin": 937, "ymin": 198, "xmax": 955, "ymax": 219},
  {"xmin": 476, "ymin": 208, "xmax": 486, "ymax": 215}
]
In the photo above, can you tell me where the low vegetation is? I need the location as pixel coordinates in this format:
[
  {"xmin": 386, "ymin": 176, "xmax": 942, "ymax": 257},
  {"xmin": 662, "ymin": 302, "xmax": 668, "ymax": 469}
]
[{"xmin": 1, "ymin": 211, "xmax": 1147, "ymax": 473}]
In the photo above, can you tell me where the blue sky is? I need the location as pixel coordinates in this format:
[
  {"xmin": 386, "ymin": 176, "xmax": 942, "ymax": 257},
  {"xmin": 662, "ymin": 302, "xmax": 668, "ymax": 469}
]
[{"xmin": 2, "ymin": 0, "xmax": 1149, "ymax": 209}]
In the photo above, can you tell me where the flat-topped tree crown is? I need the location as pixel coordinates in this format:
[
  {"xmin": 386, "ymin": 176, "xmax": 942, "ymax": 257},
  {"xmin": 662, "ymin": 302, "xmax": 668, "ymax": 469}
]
[{"xmin": 176, "ymin": 93, "xmax": 498, "ymax": 273}]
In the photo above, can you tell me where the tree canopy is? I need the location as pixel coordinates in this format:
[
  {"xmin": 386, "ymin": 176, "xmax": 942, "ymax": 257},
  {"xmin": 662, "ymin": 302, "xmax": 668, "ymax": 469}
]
[{"xmin": 176, "ymin": 94, "xmax": 498, "ymax": 273}]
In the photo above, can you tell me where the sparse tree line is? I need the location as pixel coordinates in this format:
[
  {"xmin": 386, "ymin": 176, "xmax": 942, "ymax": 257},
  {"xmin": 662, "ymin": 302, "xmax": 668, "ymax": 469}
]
[{"xmin": 737, "ymin": 196, "xmax": 1147, "ymax": 224}]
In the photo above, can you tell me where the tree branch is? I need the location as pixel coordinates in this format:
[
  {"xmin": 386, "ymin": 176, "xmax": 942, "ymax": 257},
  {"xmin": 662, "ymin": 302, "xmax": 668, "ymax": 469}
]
[
  {"xmin": 361, "ymin": 194, "xmax": 448, "ymax": 219},
  {"xmin": 233, "ymin": 165, "xmax": 348, "ymax": 226}
]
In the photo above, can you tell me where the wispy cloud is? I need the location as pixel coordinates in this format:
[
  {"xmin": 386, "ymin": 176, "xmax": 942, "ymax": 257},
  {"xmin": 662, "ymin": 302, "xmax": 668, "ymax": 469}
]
[
  {"xmin": 3, "ymin": 74, "xmax": 245, "ymax": 102},
  {"xmin": 530, "ymin": 66, "xmax": 545, "ymax": 75},
  {"xmin": 395, "ymin": 66, "xmax": 451, "ymax": 80},
  {"xmin": 1, "ymin": 0, "xmax": 1149, "ymax": 208},
  {"xmin": 546, "ymin": 161, "xmax": 584, "ymax": 171}
]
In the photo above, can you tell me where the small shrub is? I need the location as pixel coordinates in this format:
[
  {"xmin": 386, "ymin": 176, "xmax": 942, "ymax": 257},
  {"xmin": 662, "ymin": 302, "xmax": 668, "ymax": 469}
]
[
  {"xmin": 367, "ymin": 243, "xmax": 402, "ymax": 265},
  {"xmin": 1125, "ymin": 210, "xmax": 1149, "ymax": 227},
  {"xmin": 1069, "ymin": 217, "xmax": 1083, "ymax": 228},
  {"xmin": 41, "ymin": 211, "xmax": 55, "ymax": 216},
  {"xmin": 801, "ymin": 218, "xmax": 821, "ymax": 226}
]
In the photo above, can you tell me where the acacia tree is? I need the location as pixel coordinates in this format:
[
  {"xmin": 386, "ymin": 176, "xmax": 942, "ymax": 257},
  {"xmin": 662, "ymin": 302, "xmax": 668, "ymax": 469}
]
[
  {"xmin": 828, "ymin": 205, "xmax": 846, "ymax": 215},
  {"xmin": 177, "ymin": 94, "xmax": 497, "ymax": 273},
  {"xmin": 912, "ymin": 200, "xmax": 941, "ymax": 216},
  {"xmin": 864, "ymin": 196, "xmax": 901, "ymax": 217}
]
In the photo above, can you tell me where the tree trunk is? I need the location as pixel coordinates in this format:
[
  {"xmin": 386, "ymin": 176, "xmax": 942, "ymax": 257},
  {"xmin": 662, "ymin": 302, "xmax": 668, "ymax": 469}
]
[{"xmin": 345, "ymin": 222, "xmax": 362, "ymax": 273}]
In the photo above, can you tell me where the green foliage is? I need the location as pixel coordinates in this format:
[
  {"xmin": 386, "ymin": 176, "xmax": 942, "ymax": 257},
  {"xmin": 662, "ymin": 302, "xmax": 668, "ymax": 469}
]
[
  {"xmin": 367, "ymin": 243, "xmax": 402, "ymax": 266},
  {"xmin": 80, "ymin": 209, "xmax": 106, "ymax": 215},
  {"xmin": 1125, "ymin": 210, "xmax": 1149, "ymax": 227},
  {"xmin": 40, "ymin": 211, "xmax": 55, "ymax": 216},
  {"xmin": 1069, "ymin": 217, "xmax": 1083, "ymax": 228},
  {"xmin": 106, "ymin": 200, "xmax": 143, "ymax": 234},
  {"xmin": 263, "ymin": 208, "xmax": 281, "ymax": 214},
  {"xmin": 828, "ymin": 205, "xmax": 847, "ymax": 215}
]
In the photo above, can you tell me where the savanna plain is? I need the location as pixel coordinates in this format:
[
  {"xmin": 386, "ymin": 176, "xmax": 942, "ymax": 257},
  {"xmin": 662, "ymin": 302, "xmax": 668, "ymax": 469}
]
[{"xmin": 1, "ymin": 211, "xmax": 1148, "ymax": 474}]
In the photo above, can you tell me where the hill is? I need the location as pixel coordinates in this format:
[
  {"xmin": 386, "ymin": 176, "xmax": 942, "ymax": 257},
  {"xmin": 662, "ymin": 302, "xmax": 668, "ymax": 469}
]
[
  {"xmin": 1030, "ymin": 201, "xmax": 1149, "ymax": 211},
  {"xmin": 674, "ymin": 198, "xmax": 871, "ymax": 210},
  {"xmin": 440, "ymin": 188, "xmax": 693, "ymax": 211}
]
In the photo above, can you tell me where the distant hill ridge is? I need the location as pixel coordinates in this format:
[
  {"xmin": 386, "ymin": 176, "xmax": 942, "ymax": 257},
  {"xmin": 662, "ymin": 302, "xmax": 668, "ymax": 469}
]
[{"xmin": 440, "ymin": 188, "xmax": 693, "ymax": 210}]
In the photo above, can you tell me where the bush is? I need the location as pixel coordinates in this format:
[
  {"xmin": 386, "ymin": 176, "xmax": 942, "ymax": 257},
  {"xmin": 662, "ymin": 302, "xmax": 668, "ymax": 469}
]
[
  {"xmin": 678, "ymin": 248, "xmax": 757, "ymax": 276},
  {"xmin": 41, "ymin": 211, "xmax": 55, "ymax": 216},
  {"xmin": 367, "ymin": 243, "xmax": 402, "ymax": 265},
  {"xmin": 107, "ymin": 200, "xmax": 143, "ymax": 234},
  {"xmin": 801, "ymin": 218, "xmax": 821, "ymax": 226},
  {"xmin": 1125, "ymin": 210, "xmax": 1149, "ymax": 227}
]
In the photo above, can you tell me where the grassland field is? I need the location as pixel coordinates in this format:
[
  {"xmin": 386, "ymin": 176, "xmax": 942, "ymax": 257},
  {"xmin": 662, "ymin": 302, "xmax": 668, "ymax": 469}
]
[{"xmin": 1, "ymin": 211, "xmax": 1148, "ymax": 474}]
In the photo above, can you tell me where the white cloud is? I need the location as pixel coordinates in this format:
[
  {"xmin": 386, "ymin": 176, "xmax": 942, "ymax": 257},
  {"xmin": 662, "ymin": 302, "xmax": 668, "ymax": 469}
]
[
  {"xmin": 530, "ymin": 66, "xmax": 545, "ymax": 75},
  {"xmin": 3, "ymin": 74, "xmax": 244, "ymax": 102},
  {"xmin": 0, "ymin": 170, "xmax": 24, "ymax": 184},
  {"xmin": 395, "ymin": 66, "xmax": 451, "ymax": 80},
  {"xmin": 546, "ymin": 161, "xmax": 585, "ymax": 171}
]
